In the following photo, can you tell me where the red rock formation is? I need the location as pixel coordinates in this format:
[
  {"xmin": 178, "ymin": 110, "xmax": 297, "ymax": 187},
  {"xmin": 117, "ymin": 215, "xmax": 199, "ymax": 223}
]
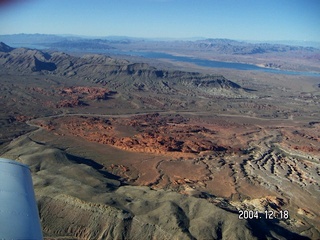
[
  {"xmin": 38, "ymin": 115, "xmax": 227, "ymax": 155},
  {"xmin": 56, "ymin": 97, "xmax": 83, "ymax": 108},
  {"xmin": 60, "ymin": 86, "xmax": 113, "ymax": 100}
]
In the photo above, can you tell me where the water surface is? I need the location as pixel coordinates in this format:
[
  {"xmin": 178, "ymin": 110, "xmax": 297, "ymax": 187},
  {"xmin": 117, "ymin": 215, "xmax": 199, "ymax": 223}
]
[
  {"xmin": 125, "ymin": 51, "xmax": 320, "ymax": 77},
  {"xmin": 10, "ymin": 43, "xmax": 320, "ymax": 77}
]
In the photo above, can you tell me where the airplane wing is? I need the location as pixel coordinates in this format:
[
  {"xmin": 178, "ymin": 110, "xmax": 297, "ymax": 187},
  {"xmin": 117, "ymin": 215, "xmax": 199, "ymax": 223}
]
[{"xmin": 0, "ymin": 157, "xmax": 43, "ymax": 240}]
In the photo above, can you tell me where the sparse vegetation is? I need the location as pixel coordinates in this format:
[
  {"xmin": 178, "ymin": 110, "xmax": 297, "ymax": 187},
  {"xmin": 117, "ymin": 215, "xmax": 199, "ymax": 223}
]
[{"xmin": 0, "ymin": 42, "xmax": 319, "ymax": 239}]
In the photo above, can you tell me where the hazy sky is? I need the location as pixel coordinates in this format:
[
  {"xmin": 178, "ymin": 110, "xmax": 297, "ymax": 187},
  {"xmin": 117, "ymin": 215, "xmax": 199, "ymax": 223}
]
[{"xmin": 0, "ymin": 0, "xmax": 319, "ymax": 41}]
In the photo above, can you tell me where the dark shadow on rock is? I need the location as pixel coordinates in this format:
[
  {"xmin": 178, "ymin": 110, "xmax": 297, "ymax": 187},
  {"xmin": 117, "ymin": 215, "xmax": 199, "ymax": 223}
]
[
  {"xmin": 243, "ymin": 87, "xmax": 257, "ymax": 92},
  {"xmin": 0, "ymin": 42, "xmax": 14, "ymax": 52},
  {"xmin": 65, "ymin": 153, "xmax": 125, "ymax": 185},
  {"xmin": 32, "ymin": 57, "xmax": 57, "ymax": 72},
  {"xmin": 247, "ymin": 214, "xmax": 310, "ymax": 240}
]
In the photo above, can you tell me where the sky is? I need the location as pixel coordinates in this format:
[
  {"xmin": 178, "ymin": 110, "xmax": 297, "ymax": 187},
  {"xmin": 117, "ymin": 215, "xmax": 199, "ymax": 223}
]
[{"xmin": 0, "ymin": 0, "xmax": 319, "ymax": 41}]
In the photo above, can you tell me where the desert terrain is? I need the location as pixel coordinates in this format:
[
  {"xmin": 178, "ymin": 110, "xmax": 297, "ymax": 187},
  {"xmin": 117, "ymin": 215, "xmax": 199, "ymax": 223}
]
[{"xmin": 0, "ymin": 40, "xmax": 319, "ymax": 239}]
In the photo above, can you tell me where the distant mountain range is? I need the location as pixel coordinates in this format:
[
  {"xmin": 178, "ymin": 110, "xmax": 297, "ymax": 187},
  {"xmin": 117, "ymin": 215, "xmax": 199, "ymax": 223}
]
[
  {"xmin": 0, "ymin": 33, "xmax": 319, "ymax": 51},
  {"xmin": 189, "ymin": 39, "xmax": 319, "ymax": 54},
  {"xmin": 1, "ymin": 34, "xmax": 319, "ymax": 74}
]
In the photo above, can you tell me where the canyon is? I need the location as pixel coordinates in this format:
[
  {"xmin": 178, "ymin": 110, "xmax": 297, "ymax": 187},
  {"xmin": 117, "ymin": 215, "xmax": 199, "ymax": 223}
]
[{"xmin": 0, "ymin": 42, "xmax": 319, "ymax": 239}]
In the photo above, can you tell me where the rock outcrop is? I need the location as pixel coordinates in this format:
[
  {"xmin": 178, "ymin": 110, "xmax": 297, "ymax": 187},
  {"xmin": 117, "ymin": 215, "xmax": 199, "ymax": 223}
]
[
  {"xmin": 0, "ymin": 42, "xmax": 14, "ymax": 52},
  {"xmin": 1, "ymin": 136, "xmax": 306, "ymax": 240},
  {"xmin": 34, "ymin": 114, "xmax": 228, "ymax": 155},
  {"xmin": 0, "ymin": 43, "xmax": 249, "ymax": 98}
]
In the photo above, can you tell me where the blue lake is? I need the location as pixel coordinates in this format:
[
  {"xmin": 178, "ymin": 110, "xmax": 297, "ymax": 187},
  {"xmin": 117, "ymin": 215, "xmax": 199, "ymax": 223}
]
[
  {"xmin": 11, "ymin": 43, "xmax": 320, "ymax": 77},
  {"xmin": 121, "ymin": 51, "xmax": 320, "ymax": 77}
]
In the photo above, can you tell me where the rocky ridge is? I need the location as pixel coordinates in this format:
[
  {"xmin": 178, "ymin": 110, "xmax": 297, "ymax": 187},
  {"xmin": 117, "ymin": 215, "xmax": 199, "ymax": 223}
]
[
  {"xmin": 0, "ymin": 43, "xmax": 250, "ymax": 98},
  {"xmin": 32, "ymin": 114, "xmax": 228, "ymax": 155},
  {"xmin": 0, "ymin": 42, "xmax": 319, "ymax": 239},
  {"xmin": 1, "ymin": 136, "xmax": 309, "ymax": 240}
]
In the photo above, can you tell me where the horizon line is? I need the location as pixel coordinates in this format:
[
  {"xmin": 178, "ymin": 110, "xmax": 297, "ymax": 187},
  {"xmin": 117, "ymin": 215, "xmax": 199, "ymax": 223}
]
[{"xmin": 0, "ymin": 33, "xmax": 319, "ymax": 44}]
